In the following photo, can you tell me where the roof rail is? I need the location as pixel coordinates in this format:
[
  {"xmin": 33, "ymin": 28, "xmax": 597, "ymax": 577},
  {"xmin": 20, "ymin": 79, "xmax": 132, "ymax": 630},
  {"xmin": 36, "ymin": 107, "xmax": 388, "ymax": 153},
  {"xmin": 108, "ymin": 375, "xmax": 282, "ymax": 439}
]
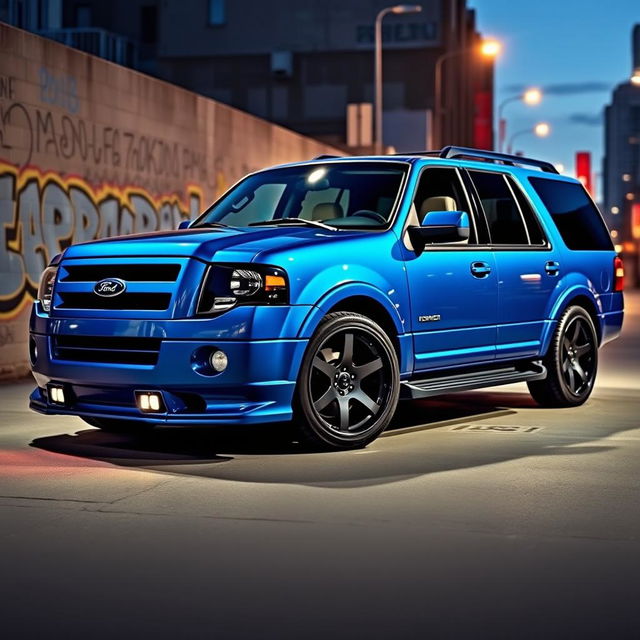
[
  {"xmin": 312, "ymin": 154, "xmax": 342, "ymax": 160},
  {"xmin": 440, "ymin": 146, "xmax": 558, "ymax": 173},
  {"xmin": 396, "ymin": 146, "xmax": 558, "ymax": 173}
]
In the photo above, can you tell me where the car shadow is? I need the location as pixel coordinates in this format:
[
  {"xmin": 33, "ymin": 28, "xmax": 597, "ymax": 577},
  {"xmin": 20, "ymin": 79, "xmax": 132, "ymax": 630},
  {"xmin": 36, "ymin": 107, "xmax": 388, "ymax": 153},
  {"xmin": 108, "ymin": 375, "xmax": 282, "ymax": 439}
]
[{"xmin": 30, "ymin": 390, "xmax": 625, "ymax": 488}]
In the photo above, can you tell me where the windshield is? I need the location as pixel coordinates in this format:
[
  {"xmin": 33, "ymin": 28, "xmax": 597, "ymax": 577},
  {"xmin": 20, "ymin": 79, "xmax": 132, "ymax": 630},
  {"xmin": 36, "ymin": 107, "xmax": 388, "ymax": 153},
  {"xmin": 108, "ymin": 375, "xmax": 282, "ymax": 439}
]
[{"xmin": 194, "ymin": 162, "xmax": 408, "ymax": 229}]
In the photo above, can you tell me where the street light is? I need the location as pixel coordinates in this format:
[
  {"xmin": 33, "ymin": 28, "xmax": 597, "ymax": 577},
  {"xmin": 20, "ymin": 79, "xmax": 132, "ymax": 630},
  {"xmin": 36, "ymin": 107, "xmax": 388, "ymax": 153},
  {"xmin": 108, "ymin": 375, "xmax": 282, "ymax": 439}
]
[
  {"xmin": 507, "ymin": 121, "xmax": 551, "ymax": 154},
  {"xmin": 374, "ymin": 4, "xmax": 422, "ymax": 154},
  {"xmin": 497, "ymin": 87, "xmax": 543, "ymax": 152},
  {"xmin": 434, "ymin": 38, "xmax": 501, "ymax": 149},
  {"xmin": 631, "ymin": 69, "xmax": 640, "ymax": 86}
]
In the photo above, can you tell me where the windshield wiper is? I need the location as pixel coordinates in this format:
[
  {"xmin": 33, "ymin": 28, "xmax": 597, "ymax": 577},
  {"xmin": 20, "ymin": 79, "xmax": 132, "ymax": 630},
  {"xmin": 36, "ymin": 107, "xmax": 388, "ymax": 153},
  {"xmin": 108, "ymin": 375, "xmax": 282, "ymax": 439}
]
[
  {"xmin": 248, "ymin": 218, "xmax": 337, "ymax": 231},
  {"xmin": 195, "ymin": 221, "xmax": 230, "ymax": 228}
]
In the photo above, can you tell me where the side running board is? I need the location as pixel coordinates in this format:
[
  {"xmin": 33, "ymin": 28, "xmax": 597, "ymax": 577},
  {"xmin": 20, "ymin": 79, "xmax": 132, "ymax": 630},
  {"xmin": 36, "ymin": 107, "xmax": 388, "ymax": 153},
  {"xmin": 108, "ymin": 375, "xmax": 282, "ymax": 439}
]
[{"xmin": 401, "ymin": 361, "xmax": 547, "ymax": 399}]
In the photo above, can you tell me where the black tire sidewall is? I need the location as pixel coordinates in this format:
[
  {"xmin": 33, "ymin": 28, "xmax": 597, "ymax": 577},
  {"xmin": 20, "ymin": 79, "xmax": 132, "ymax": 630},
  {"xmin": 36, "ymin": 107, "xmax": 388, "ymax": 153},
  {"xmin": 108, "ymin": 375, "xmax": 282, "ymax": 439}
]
[
  {"xmin": 549, "ymin": 306, "xmax": 598, "ymax": 405},
  {"xmin": 294, "ymin": 312, "xmax": 400, "ymax": 449}
]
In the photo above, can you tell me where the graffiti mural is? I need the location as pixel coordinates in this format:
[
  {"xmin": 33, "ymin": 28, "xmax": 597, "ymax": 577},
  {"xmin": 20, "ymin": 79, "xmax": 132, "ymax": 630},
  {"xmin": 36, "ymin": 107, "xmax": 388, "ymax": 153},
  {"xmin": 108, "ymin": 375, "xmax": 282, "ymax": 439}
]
[{"xmin": 0, "ymin": 160, "xmax": 202, "ymax": 318}]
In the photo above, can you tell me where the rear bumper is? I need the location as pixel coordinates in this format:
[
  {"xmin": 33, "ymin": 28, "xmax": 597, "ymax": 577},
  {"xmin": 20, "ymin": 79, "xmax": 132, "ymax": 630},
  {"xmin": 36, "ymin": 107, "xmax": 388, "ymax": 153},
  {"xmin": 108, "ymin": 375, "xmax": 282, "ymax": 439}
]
[{"xmin": 29, "ymin": 307, "xmax": 312, "ymax": 425}]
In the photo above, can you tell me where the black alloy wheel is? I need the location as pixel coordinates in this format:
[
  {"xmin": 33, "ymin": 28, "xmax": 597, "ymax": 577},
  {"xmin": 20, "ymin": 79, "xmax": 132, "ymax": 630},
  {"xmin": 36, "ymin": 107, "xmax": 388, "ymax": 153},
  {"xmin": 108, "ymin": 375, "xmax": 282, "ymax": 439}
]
[
  {"xmin": 528, "ymin": 305, "xmax": 598, "ymax": 407},
  {"xmin": 294, "ymin": 312, "xmax": 400, "ymax": 450}
]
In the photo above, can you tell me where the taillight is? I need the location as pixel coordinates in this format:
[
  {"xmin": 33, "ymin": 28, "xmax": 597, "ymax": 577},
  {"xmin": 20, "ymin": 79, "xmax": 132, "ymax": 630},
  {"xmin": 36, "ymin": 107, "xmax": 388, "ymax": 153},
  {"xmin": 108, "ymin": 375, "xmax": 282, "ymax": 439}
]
[{"xmin": 614, "ymin": 256, "xmax": 624, "ymax": 292}]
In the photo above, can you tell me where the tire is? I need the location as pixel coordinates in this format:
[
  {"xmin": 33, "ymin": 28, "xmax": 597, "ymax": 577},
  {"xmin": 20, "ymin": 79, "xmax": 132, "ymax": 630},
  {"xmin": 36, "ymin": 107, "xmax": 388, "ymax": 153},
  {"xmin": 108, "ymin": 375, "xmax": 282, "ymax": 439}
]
[
  {"xmin": 81, "ymin": 417, "xmax": 148, "ymax": 434},
  {"xmin": 293, "ymin": 312, "xmax": 400, "ymax": 450},
  {"xmin": 527, "ymin": 305, "xmax": 599, "ymax": 407}
]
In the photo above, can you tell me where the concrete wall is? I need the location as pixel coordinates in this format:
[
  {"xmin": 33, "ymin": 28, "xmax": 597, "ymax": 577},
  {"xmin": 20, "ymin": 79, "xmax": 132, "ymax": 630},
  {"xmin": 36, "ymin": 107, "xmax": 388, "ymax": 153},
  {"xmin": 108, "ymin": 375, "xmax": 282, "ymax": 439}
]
[{"xmin": 0, "ymin": 22, "xmax": 339, "ymax": 380}]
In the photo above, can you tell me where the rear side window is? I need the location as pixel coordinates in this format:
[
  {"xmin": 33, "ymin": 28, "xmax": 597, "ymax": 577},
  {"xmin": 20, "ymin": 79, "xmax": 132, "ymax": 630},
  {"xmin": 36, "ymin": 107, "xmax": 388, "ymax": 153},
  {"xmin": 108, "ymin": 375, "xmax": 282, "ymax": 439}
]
[
  {"xmin": 529, "ymin": 178, "xmax": 613, "ymax": 250},
  {"xmin": 468, "ymin": 171, "xmax": 530, "ymax": 244}
]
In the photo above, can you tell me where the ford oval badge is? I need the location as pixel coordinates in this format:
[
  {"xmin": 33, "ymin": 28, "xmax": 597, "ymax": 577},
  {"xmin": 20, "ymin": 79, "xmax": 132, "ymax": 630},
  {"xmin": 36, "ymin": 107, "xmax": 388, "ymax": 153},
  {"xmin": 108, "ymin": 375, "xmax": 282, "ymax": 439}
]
[{"xmin": 94, "ymin": 278, "xmax": 127, "ymax": 297}]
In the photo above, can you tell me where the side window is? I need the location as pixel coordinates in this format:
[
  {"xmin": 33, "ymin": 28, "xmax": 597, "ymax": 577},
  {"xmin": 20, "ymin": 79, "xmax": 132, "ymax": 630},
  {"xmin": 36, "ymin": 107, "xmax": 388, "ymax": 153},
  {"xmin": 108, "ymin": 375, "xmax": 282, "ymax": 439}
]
[
  {"xmin": 412, "ymin": 167, "xmax": 477, "ymax": 243},
  {"xmin": 529, "ymin": 178, "xmax": 613, "ymax": 250},
  {"xmin": 469, "ymin": 171, "xmax": 530, "ymax": 245},
  {"xmin": 507, "ymin": 178, "xmax": 546, "ymax": 245}
]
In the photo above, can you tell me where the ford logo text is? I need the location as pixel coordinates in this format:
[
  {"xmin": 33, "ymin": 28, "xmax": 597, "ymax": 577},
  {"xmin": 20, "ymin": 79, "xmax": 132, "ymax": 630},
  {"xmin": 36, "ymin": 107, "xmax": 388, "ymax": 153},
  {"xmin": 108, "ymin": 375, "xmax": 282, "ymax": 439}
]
[{"xmin": 94, "ymin": 278, "xmax": 127, "ymax": 297}]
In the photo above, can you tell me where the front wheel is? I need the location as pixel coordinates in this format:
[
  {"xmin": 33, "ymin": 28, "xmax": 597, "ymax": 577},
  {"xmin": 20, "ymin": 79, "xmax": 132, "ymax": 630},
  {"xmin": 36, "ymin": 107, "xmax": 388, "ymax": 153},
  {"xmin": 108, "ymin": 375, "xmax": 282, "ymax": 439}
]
[
  {"xmin": 527, "ymin": 305, "xmax": 598, "ymax": 407},
  {"xmin": 293, "ymin": 312, "xmax": 400, "ymax": 450}
]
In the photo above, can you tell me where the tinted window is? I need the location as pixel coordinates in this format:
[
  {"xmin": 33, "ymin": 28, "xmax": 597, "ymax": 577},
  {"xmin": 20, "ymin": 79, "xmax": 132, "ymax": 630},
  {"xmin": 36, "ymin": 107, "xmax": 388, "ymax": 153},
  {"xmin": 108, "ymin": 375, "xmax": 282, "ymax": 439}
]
[
  {"xmin": 508, "ymin": 178, "xmax": 546, "ymax": 245},
  {"xmin": 529, "ymin": 178, "xmax": 613, "ymax": 250},
  {"xmin": 469, "ymin": 171, "xmax": 529, "ymax": 244}
]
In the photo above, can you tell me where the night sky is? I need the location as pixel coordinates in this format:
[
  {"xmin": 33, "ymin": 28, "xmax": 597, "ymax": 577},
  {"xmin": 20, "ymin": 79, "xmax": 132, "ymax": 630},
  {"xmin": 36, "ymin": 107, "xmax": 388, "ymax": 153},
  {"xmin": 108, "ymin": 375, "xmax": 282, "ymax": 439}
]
[{"xmin": 469, "ymin": 0, "xmax": 639, "ymax": 200}]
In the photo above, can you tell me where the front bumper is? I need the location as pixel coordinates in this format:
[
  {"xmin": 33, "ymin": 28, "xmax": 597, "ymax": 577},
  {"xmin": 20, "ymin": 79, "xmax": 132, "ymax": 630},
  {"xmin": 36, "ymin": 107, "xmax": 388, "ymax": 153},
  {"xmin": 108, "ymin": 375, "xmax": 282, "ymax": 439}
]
[{"xmin": 29, "ymin": 305, "xmax": 312, "ymax": 425}]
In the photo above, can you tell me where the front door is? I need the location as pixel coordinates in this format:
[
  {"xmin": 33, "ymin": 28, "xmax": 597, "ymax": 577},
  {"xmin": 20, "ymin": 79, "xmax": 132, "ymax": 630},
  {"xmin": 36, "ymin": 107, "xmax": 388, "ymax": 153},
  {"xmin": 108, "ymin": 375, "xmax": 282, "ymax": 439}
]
[{"xmin": 402, "ymin": 166, "xmax": 499, "ymax": 372}]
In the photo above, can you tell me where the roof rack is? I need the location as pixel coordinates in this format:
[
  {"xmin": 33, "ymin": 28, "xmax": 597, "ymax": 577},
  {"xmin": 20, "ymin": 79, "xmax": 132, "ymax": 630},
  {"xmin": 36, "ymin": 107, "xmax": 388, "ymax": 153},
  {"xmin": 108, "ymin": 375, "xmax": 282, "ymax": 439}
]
[
  {"xmin": 312, "ymin": 154, "xmax": 341, "ymax": 160},
  {"xmin": 397, "ymin": 146, "xmax": 558, "ymax": 174}
]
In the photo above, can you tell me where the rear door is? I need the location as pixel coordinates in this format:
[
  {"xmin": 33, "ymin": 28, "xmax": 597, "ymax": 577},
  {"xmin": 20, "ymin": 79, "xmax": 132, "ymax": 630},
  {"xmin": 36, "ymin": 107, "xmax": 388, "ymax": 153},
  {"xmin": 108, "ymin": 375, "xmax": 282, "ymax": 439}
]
[{"xmin": 466, "ymin": 169, "xmax": 558, "ymax": 360}]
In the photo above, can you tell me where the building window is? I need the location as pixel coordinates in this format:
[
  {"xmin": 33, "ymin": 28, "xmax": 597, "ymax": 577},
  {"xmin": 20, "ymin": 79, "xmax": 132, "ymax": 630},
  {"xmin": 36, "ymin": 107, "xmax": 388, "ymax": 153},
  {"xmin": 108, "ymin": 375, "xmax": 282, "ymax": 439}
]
[
  {"xmin": 75, "ymin": 5, "xmax": 91, "ymax": 28},
  {"xmin": 208, "ymin": 0, "xmax": 225, "ymax": 25},
  {"xmin": 140, "ymin": 5, "xmax": 157, "ymax": 44}
]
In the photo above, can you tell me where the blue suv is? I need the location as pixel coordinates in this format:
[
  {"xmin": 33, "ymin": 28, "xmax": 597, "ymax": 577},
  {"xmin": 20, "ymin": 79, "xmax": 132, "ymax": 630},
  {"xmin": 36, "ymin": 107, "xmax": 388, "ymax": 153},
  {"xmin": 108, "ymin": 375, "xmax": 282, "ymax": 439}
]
[{"xmin": 30, "ymin": 147, "xmax": 624, "ymax": 449}]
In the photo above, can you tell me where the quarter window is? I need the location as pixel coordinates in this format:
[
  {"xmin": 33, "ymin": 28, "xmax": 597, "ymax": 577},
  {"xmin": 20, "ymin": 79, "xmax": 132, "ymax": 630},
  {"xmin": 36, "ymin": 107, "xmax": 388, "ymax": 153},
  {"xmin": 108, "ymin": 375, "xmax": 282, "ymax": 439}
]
[{"xmin": 529, "ymin": 178, "xmax": 613, "ymax": 251}]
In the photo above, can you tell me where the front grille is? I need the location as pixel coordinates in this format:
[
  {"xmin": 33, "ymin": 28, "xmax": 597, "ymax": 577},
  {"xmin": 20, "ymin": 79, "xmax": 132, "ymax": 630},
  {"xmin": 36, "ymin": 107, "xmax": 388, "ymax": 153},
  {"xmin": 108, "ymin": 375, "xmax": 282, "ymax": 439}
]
[
  {"xmin": 57, "ymin": 292, "xmax": 171, "ymax": 311},
  {"xmin": 53, "ymin": 335, "xmax": 162, "ymax": 365},
  {"xmin": 61, "ymin": 264, "xmax": 181, "ymax": 282}
]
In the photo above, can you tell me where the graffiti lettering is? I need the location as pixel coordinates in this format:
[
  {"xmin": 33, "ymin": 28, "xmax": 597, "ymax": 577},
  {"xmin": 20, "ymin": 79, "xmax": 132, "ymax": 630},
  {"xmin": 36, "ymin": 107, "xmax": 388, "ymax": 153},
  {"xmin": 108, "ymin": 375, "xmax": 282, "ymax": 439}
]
[
  {"xmin": 0, "ymin": 100, "xmax": 218, "ymax": 187},
  {"xmin": 0, "ymin": 75, "xmax": 16, "ymax": 101},
  {"xmin": 0, "ymin": 161, "xmax": 202, "ymax": 318},
  {"xmin": 0, "ymin": 325, "xmax": 15, "ymax": 347}
]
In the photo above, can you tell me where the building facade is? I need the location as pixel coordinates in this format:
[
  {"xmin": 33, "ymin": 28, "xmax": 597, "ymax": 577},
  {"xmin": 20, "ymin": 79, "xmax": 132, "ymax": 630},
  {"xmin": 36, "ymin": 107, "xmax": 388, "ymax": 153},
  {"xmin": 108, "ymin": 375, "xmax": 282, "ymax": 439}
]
[
  {"xmin": 603, "ymin": 24, "xmax": 640, "ymax": 284},
  {"xmin": 1, "ymin": 0, "xmax": 495, "ymax": 151}
]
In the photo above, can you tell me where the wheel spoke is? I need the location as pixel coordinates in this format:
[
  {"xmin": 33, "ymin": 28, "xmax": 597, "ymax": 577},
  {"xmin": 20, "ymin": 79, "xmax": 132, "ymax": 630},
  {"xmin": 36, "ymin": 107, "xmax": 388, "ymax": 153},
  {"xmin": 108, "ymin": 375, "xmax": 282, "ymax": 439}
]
[
  {"xmin": 337, "ymin": 397, "xmax": 350, "ymax": 429},
  {"xmin": 562, "ymin": 337, "xmax": 572, "ymax": 354},
  {"xmin": 341, "ymin": 332, "xmax": 354, "ymax": 368},
  {"xmin": 314, "ymin": 387, "xmax": 337, "ymax": 412},
  {"xmin": 312, "ymin": 356, "xmax": 336, "ymax": 379},
  {"xmin": 352, "ymin": 389, "xmax": 380, "ymax": 415},
  {"xmin": 574, "ymin": 343, "xmax": 592, "ymax": 358},
  {"xmin": 562, "ymin": 357, "xmax": 571, "ymax": 372},
  {"xmin": 573, "ymin": 361, "xmax": 587, "ymax": 383},
  {"xmin": 566, "ymin": 366, "xmax": 576, "ymax": 392},
  {"xmin": 354, "ymin": 357, "xmax": 383, "ymax": 380},
  {"xmin": 570, "ymin": 319, "xmax": 581, "ymax": 344}
]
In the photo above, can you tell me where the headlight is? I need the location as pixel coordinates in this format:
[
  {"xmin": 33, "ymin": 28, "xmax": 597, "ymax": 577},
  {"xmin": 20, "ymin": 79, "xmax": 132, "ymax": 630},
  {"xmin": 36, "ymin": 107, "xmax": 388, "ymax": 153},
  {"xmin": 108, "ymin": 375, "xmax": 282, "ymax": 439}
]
[
  {"xmin": 197, "ymin": 264, "xmax": 289, "ymax": 314},
  {"xmin": 37, "ymin": 266, "xmax": 58, "ymax": 313}
]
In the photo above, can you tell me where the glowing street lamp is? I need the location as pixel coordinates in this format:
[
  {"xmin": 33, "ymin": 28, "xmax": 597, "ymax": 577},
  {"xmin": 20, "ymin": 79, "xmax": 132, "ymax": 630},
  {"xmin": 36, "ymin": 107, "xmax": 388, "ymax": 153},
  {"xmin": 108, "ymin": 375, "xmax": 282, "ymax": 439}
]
[
  {"xmin": 374, "ymin": 4, "xmax": 423, "ymax": 153},
  {"xmin": 507, "ymin": 122, "xmax": 551, "ymax": 154},
  {"xmin": 631, "ymin": 69, "xmax": 640, "ymax": 86},
  {"xmin": 497, "ymin": 87, "xmax": 543, "ymax": 152},
  {"xmin": 434, "ymin": 38, "xmax": 501, "ymax": 148}
]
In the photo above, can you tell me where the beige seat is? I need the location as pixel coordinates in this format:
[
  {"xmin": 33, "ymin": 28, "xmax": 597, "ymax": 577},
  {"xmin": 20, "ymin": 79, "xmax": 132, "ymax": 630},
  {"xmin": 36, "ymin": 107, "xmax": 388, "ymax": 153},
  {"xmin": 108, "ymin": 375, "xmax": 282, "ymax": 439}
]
[
  {"xmin": 418, "ymin": 195, "xmax": 458, "ymax": 223},
  {"xmin": 311, "ymin": 202, "xmax": 343, "ymax": 221}
]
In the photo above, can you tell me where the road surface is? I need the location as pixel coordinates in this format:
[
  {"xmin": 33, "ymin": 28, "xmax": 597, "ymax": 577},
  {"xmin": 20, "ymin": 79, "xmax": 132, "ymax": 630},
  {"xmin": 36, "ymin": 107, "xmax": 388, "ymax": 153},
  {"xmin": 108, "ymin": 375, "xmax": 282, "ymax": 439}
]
[{"xmin": 1, "ymin": 294, "xmax": 639, "ymax": 639}]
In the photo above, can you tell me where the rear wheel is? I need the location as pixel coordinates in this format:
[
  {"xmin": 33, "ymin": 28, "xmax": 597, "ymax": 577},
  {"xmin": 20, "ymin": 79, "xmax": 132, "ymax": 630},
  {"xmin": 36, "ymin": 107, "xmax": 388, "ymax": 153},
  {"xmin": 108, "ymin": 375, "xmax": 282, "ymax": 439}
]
[
  {"xmin": 527, "ymin": 305, "xmax": 598, "ymax": 407},
  {"xmin": 294, "ymin": 312, "xmax": 400, "ymax": 450}
]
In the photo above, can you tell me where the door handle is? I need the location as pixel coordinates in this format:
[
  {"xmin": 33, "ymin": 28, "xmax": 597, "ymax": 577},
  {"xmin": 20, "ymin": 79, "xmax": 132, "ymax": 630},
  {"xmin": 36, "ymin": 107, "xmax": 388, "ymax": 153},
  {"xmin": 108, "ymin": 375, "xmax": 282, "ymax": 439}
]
[
  {"xmin": 470, "ymin": 261, "xmax": 492, "ymax": 278},
  {"xmin": 545, "ymin": 261, "xmax": 560, "ymax": 276}
]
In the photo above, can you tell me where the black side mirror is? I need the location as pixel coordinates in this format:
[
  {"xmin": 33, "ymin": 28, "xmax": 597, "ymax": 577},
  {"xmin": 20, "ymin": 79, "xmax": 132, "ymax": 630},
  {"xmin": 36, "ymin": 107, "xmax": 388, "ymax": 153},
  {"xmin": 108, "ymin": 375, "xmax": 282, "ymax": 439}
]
[{"xmin": 178, "ymin": 220, "xmax": 191, "ymax": 230}]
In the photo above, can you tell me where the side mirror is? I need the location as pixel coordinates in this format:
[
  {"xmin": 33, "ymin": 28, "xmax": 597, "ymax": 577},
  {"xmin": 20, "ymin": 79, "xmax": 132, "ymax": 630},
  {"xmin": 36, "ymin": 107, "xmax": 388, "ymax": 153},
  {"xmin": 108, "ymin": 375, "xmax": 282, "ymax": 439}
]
[
  {"xmin": 408, "ymin": 210, "xmax": 470, "ymax": 253},
  {"xmin": 178, "ymin": 220, "xmax": 191, "ymax": 230}
]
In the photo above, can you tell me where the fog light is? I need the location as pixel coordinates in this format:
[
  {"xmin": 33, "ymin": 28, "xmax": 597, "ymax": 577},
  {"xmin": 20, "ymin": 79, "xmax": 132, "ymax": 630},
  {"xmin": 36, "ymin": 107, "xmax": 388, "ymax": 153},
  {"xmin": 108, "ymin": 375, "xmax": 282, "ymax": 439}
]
[
  {"xmin": 135, "ymin": 391, "xmax": 165, "ymax": 413},
  {"xmin": 48, "ymin": 384, "xmax": 66, "ymax": 405},
  {"xmin": 209, "ymin": 350, "xmax": 228, "ymax": 372}
]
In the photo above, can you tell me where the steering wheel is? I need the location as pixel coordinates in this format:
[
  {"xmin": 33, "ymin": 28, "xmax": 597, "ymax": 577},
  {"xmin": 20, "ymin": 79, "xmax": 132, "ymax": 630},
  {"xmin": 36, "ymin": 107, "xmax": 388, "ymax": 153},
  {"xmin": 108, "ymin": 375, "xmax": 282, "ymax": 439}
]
[{"xmin": 351, "ymin": 210, "xmax": 387, "ymax": 224}]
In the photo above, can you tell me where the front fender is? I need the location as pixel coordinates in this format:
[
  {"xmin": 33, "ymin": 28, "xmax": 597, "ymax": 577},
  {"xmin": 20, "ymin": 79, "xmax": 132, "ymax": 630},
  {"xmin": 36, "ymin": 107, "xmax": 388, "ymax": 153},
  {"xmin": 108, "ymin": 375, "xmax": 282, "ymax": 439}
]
[{"xmin": 297, "ymin": 281, "xmax": 407, "ymax": 339}]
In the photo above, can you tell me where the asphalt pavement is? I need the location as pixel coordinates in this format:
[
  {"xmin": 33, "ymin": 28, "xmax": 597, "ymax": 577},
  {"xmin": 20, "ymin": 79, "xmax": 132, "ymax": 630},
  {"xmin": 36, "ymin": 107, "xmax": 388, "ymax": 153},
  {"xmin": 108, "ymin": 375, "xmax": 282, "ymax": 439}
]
[{"xmin": 1, "ymin": 294, "xmax": 639, "ymax": 639}]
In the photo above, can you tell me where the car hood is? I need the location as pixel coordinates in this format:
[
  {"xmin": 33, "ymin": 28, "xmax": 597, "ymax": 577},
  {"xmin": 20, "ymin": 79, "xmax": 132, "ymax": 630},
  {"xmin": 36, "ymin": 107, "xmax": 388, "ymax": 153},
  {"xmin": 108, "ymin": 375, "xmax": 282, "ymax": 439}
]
[{"xmin": 62, "ymin": 226, "xmax": 365, "ymax": 263}]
